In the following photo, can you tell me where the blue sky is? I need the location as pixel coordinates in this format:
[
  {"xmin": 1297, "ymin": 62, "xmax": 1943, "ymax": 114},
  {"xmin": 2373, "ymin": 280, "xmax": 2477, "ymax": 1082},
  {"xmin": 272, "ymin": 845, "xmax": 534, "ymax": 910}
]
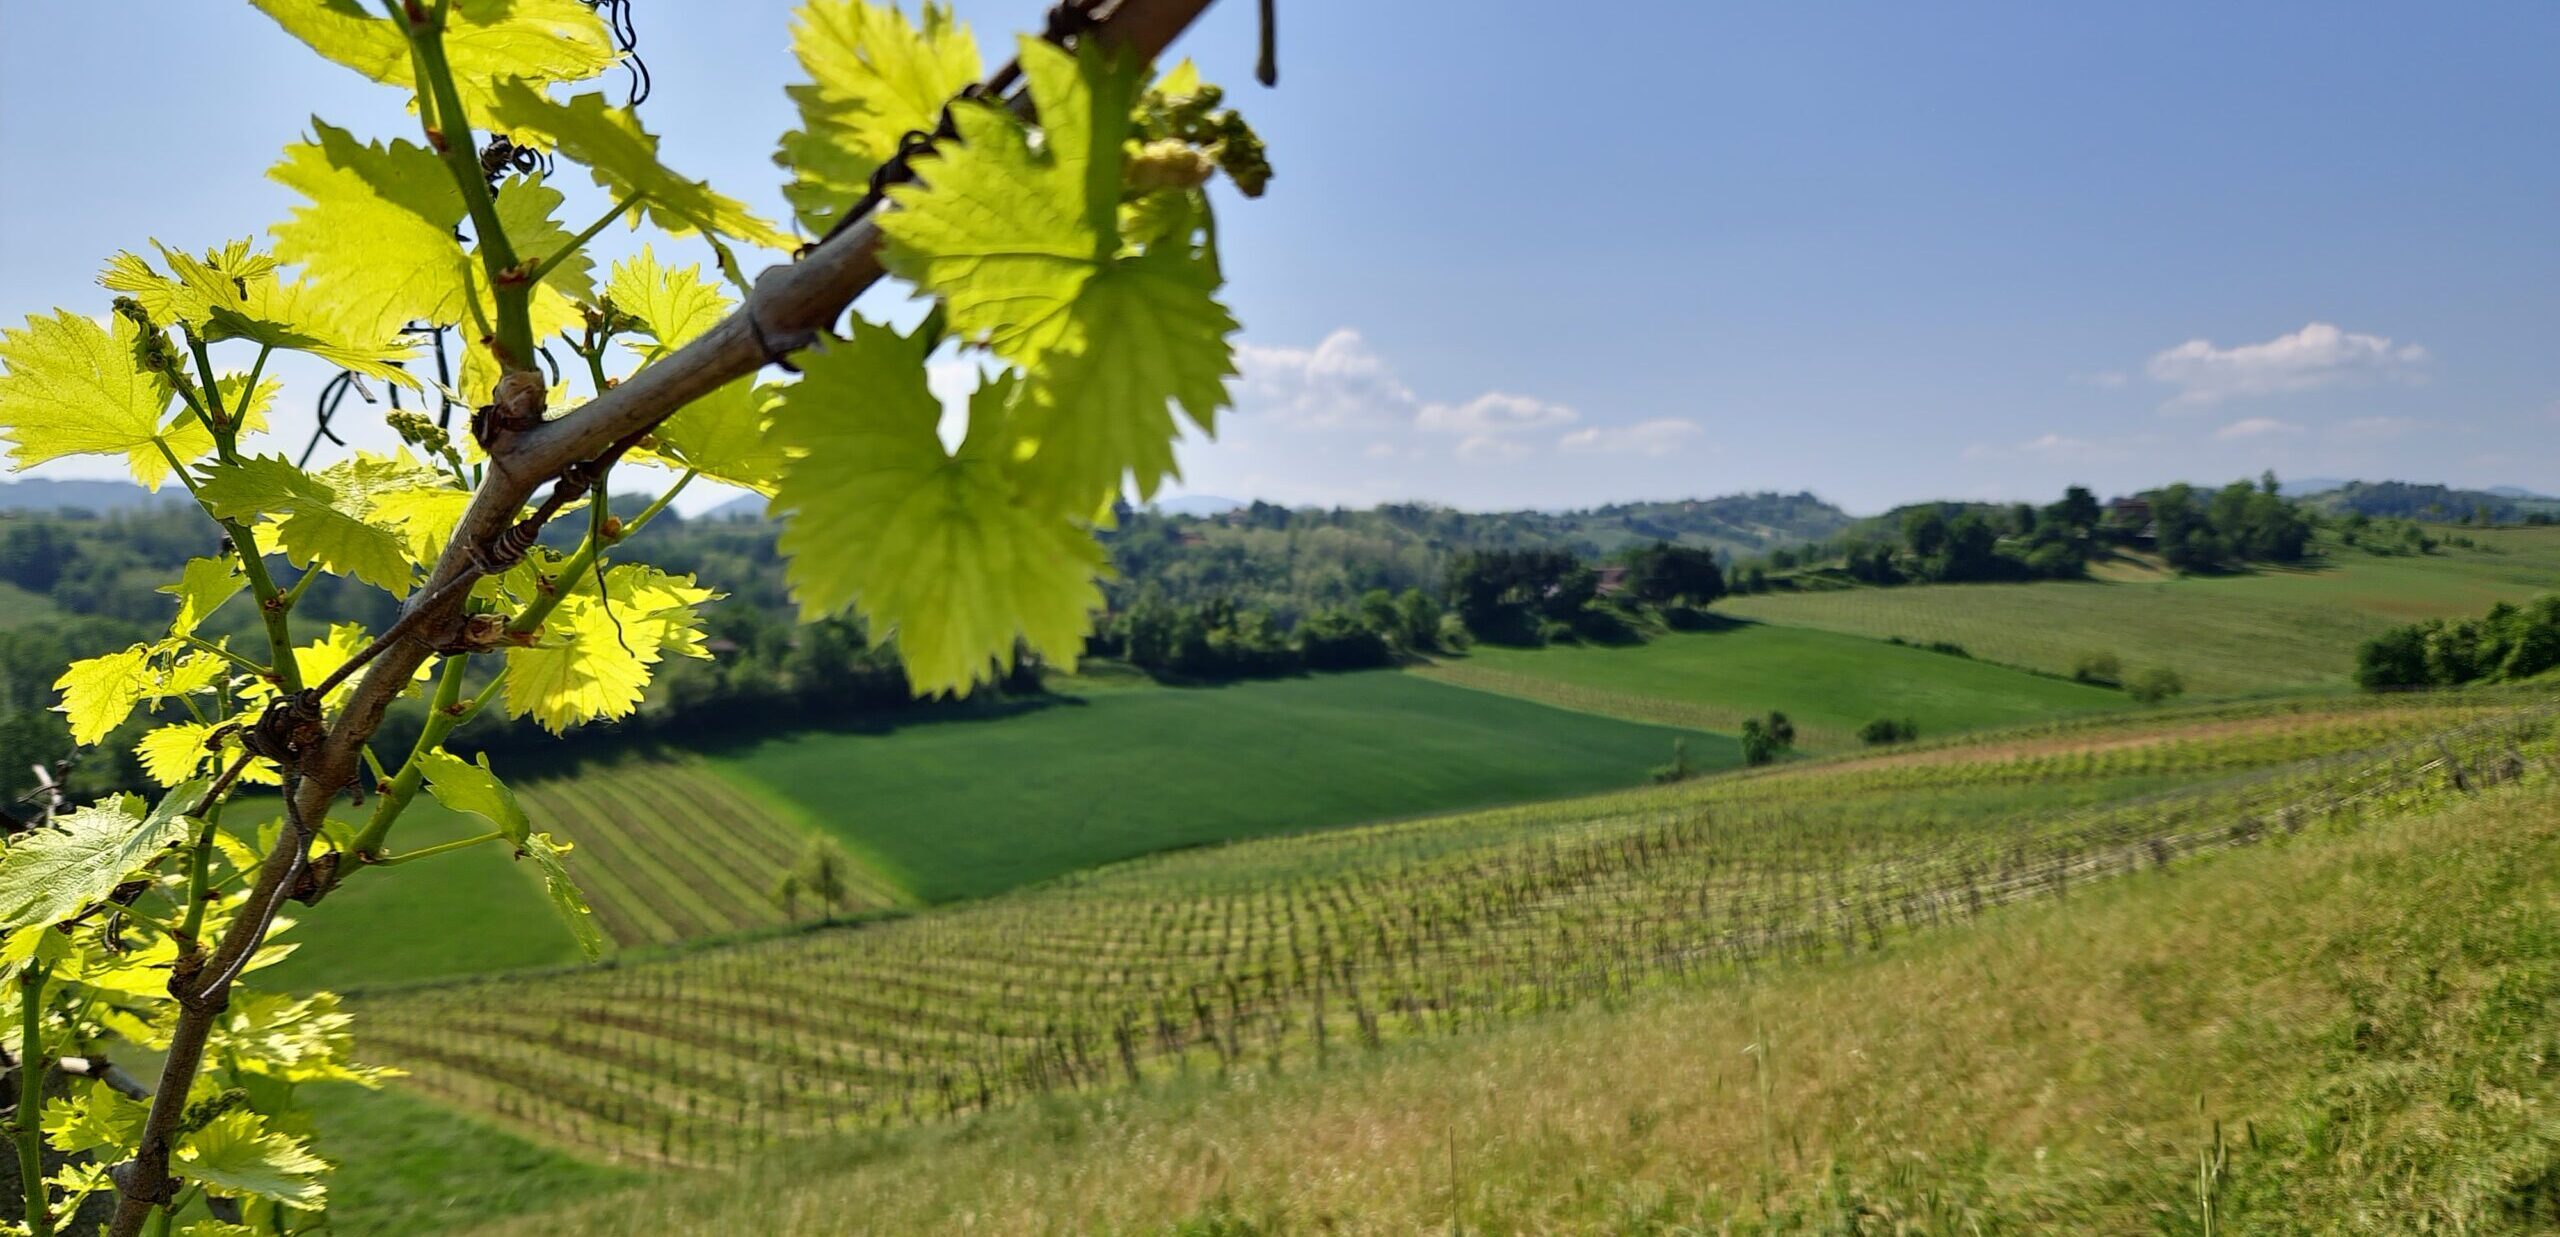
[{"xmin": 2, "ymin": 1, "xmax": 2554, "ymax": 514}]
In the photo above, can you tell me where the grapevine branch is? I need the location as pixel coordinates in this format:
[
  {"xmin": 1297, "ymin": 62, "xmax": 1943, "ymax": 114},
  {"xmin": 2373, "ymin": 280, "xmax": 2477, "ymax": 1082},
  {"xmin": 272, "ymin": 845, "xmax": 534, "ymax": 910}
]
[{"xmin": 103, "ymin": 1, "xmax": 1224, "ymax": 1230}]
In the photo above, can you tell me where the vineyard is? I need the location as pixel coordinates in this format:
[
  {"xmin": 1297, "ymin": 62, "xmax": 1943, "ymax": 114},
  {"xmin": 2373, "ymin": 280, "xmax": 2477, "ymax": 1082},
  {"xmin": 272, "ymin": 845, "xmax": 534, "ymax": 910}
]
[
  {"xmin": 514, "ymin": 760, "xmax": 897, "ymax": 949},
  {"xmin": 347, "ymin": 690, "xmax": 2552, "ymax": 1169}
]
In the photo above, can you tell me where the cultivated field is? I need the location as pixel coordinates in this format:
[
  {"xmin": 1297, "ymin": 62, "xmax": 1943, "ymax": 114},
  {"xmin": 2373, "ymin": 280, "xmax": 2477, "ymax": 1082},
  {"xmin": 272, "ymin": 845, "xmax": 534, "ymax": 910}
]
[
  {"xmin": 1418, "ymin": 619, "xmax": 2121, "ymax": 747},
  {"xmin": 1723, "ymin": 527, "xmax": 2560, "ymax": 696},
  {"xmin": 703, "ymin": 671, "xmax": 1722, "ymax": 902},
  {"xmin": 457, "ymin": 752, "xmax": 2560, "ymax": 1234},
  {"xmin": 327, "ymin": 687, "xmax": 2548, "ymax": 1234}
]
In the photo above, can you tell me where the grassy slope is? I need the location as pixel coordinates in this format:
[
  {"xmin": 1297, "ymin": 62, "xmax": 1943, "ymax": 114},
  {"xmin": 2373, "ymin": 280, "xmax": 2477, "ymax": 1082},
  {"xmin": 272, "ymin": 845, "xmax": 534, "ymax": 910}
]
[
  {"xmin": 308, "ymin": 1084, "xmax": 638, "ymax": 1237},
  {"xmin": 1724, "ymin": 527, "xmax": 2560, "ymax": 696},
  {"xmin": 457, "ymin": 763, "xmax": 2560, "ymax": 1234},
  {"xmin": 1426, "ymin": 619, "xmax": 2122, "ymax": 747},
  {"xmin": 710, "ymin": 671, "xmax": 1727, "ymax": 902},
  {"xmin": 0, "ymin": 580, "xmax": 55, "ymax": 627},
  {"xmin": 253, "ymin": 797, "xmax": 581, "ymax": 993}
]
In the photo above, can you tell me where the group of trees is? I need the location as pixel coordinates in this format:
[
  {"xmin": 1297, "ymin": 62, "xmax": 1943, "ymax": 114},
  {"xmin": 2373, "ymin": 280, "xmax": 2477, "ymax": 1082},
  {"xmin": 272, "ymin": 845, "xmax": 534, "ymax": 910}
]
[
  {"xmin": 2356, "ymin": 595, "xmax": 2560, "ymax": 690},
  {"xmin": 1091, "ymin": 588, "xmax": 1446, "ymax": 680},
  {"xmin": 2149, "ymin": 476, "xmax": 2312, "ymax": 572}
]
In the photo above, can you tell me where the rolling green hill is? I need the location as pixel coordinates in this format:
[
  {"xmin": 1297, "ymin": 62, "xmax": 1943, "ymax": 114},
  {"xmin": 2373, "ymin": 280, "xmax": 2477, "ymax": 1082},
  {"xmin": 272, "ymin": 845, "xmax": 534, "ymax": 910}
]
[
  {"xmin": 267, "ymin": 672, "xmax": 1719, "ymax": 988},
  {"xmin": 705, "ymin": 670, "xmax": 1726, "ymax": 902},
  {"xmin": 1416, "ymin": 619, "xmax": 2123, "ymax": 746},
  {"xmin": 1722, "ymin": 526, "xmax": 2560, "ymax": 696},
  {"xmin": 310, "ymin": 689, "xmax": 2547, "ymax": 1232}
]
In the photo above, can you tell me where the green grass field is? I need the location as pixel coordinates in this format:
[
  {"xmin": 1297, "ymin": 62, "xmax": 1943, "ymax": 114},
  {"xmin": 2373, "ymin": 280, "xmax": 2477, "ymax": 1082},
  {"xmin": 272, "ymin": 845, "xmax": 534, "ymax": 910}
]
[
  {"xmin": 708, "ymin": 670, "xmax": 1727, "ymax": 902},
  {"xmin": 1420, "ymin": 619, "xmax": 2123, "ymax": 746},
  {"xmin": 1723, "ymin": 527, "xmax": 2560, "ymax": 696}
]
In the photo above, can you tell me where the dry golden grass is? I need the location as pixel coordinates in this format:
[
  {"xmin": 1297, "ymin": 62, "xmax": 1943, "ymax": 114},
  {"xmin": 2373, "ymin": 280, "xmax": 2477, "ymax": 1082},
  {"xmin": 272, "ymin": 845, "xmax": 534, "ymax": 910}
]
[{"xmin": 459, "ymin": 764, "xmax": 2560, "ymax": 1234}]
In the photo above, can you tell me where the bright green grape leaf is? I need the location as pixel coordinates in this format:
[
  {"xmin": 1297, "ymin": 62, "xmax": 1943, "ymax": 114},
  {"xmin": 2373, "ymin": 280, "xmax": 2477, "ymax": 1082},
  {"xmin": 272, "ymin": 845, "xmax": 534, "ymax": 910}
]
[
  {"xmin": 651, "ymin": 377, "xmax": 788, "ymax": 494},
  {"xmin": 503, "ymin": 564, "xmax": 715, "ymax": 732},
  {"xmin": 247, "ymin": 0, "xmax": 613, "ymax": 133},
  {"xmin": 417, "ymin": 749, "xmax": 529, "ymax": 846},
  {"xmin": 775, "ymin": 0, "xmax": 983, "ymax": 235},
  {"xmin": 42, "ymin": 1082, "xmax": 148, "ymax": 1156},
  {"xmin": 368, "ymin": 483, "xmax": 475, "ymax": 562},
  {"xmin": 137, "ymin": 722, "xmax": 220, "ymax": 788},
  {"xmin": 0, "ymin": 310, "xmax": 177, "ymax": 479},
  {"xmin": 270, "ymin": 121, "xmax": 471, "ymax": 345},
  {"xmin": 54, "ymin": 646, "xmax": 153, "ymax": 746},
  {"xmin": 218, "ymin": 990, "xmax": 396, "ymax": 1086},
  {"xmin": 196, "ymin": 453, "xmax": 445, "ymax": 594},
  {"xmin": 135, "ymin": 371, "xmax": 282, "ymax": 493},
  {"xmin": 487, "ymin": 83, "xmax": 795, "ymax": 269},
  {"xmin": 162, "ymin": 556, "xmax": 246, "ymax": 639},
  {"xmin": 175, "ymin": 1110, "xmax": 328, "ymax": 1207},
  {"xmin": 483, "ymin": 175, "xmax": 594, "ymax": 350},
  {"xmin": 101, "ymin": 241, "xmax": 420, "ymax": 387},
  {"xmin": 772, "ymin": 322, "xmax": 1103, "ymax": 695},
  {"xmin": 522, "ymin": 831, "xmax": 604, "ymax": 958},
  {"xmin": 604, "ymin": 247, "xmax": 731, "ymax": 360},
  {"xmin": 1013, "ymin": 241, "xmax": 1235, "ymax": 507},
  {"xmin": 882, "ymin": 39, "xmax": 1235, "ymax": 506},
  {"xmin": 492, "ymin": 174, "xmax": 597, "ymax": 301},
  {"xmin": 878, "ymin": 38, "xmax": 1134, "ymax": 361},
  {"xmin": 0, "ymin": 796, "xmax": 188, "ymax": 935}
]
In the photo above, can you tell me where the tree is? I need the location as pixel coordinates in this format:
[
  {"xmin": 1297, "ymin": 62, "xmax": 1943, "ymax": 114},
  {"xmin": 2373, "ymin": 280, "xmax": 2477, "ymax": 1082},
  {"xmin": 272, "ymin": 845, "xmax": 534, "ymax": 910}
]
[
  {"xmin": 1394, "ymin": 588, "xmax": 1442, "ymax": 651},
  {"xmin": 0, "ymin": 2, "xmax": 1255, "ymax": 1232},
  {"xmin": 2127, "ymin": 667, "xmax": 2186, "ymax": 705},
  {"xmin": 1739, "ymin": 710, "xmax": 1796, "ymax": 766},
  {"xmin": 1625, "ymin": 541, "xmax": 1725, "ymax": 606}
]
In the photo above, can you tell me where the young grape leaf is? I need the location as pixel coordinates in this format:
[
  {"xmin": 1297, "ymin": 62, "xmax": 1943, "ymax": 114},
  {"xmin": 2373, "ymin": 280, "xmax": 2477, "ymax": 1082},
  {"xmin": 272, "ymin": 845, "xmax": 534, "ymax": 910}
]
[
  {"xmin": 196, "ymin": 454, "xmax": 443, "ymax": 595},
  {"xmin": 604, "ymin": 247, "xmax": 731, "ymax": 361},
  {"xmin": 482, "ymin": 175, "xmax": 594, "ymax": 348},
  {"xmin": 503, "ymin": 564, "xmax": 715, "ymax": 732},
  {"xmin": 771, "ymin": 321, "xmax": 1103, "ymax": 695},
  {"xmin": 41, "ymin": 1082, "xmax": 149, "ymax": 1157},
  {"xmin": 0, "ymin": 310, "xmax": 177, "ymax": 478},
  {"xmin": 0, "ymin": 796, "xmax": 190, "ymax": 935},
  {"xmin": 486, "ymin": 84, "xmax": 795, "ymax": 272},
  {"xmin": 161, "ymin": 557, "xmax": 246, "ymax": 640},
  {"xmin": 100, "ymin": 241, "xmax": 421, "ymax": 387},
  {"xmin": 650, "ymin": 377, "xmax": 788, "ymax": 494},
  {"xmin": 417, "ymin": 749, "xmax": 530, "ymax": 846},
  {"xmin": 248, "ymin": 0, "xmax": 614, "ymax": 133},
  {"xmin": 53, "ymin": 646, "xmax": 154, "ymax": 746},
  {"xmin": 776, "ymin": 0, "xmax": 983, "ymax": 235},
  {"xmin": 881, "ymin": 39, "xmax": 1235, "ymax": 508},
  {"xmin": 136, "ymin": 372, "xmax": 281, "ymax": 493},
  {"xmin": 269, "ymin": 121, "xmax": 471, "ymax": 346},
  {"xmin": 174, "ymin": 1110, "xmax": 328, "ymax": 1207},
  {"xmin": 136, "ymin": 722, "xmax": 221, "ymax": 789},
  {"xmin": 522, "ymin": 831, "xmax": 605, "ymax": 958}
]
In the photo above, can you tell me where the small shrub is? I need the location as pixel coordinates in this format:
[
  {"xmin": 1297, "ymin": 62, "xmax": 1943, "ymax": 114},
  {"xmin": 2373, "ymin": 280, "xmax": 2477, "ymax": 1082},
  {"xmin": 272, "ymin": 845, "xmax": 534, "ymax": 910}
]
[
  {"xmin": 1650, "ymin": 737, "xmax": 1695, "ymax": 784},
  {"xmin": 2127, "ymin": 666, "xmax": 2185, "ymax": 705},
  {"xmin": 2072, "ymin": 651, "xmax": 2123, "ymax": 686},
  {"xmin": 1740, "ymin": 711, "xmax": 1797, "ymax": 766},
  {"xmin": 1859, "ymin": 717, "xmax": 1917, "ymax": 745}
]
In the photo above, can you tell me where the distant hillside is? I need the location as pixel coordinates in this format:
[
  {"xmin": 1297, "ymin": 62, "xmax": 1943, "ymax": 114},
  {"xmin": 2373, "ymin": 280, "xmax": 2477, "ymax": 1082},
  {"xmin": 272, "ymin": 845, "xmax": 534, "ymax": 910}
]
[
  {"xmin": 0, "ymin": 477, "xmax": 185, "ymax": 514},
  {"xmin": 2486, "ymin": 485, "xmax": 2555, "ymax": 501},
  {"xmin": 2295, "ymin": 480, "xmax": 2530, "ymax": 523}
]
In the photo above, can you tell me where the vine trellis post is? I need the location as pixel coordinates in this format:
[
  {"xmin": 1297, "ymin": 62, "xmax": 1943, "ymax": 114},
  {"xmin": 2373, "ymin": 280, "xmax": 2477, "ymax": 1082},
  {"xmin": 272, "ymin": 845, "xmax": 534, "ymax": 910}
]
[{"xmin": 101, "ymin": 0, "xmax": 1231, "ymax": 1232}]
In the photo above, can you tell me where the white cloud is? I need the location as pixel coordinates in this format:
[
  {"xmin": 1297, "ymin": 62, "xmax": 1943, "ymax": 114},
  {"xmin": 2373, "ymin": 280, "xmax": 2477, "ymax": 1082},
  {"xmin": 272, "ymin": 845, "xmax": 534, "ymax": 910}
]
[
  {"xmin": 2145, "ymin": 322, "xmax": 2426, "ymax": 408},
  {"xmin": 1558, "ymin": 418, "xmax": 1703, "ymax": 457},
  {"xmin": 1233, "ymin": 329, "xmax": 1416, "ymax": 429},
  {"xmin": 1455, "ymin": 435, "xmax": 1531, "ymax": 463},
  {"xmin": 2214, "ymin": 417, "xmax": 2302, "ymax": 440},
  {"xmin": 1417, "ymin": 391, "xmax": 1579, "ymax": 435}
]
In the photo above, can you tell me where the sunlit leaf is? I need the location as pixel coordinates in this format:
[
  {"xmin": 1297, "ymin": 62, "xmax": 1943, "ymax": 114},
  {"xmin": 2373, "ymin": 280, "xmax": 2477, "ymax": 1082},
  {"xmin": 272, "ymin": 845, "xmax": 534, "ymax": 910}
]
[{"xmin": 775, "ymin": 0, "xmax": 983, "ymax": 235}]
